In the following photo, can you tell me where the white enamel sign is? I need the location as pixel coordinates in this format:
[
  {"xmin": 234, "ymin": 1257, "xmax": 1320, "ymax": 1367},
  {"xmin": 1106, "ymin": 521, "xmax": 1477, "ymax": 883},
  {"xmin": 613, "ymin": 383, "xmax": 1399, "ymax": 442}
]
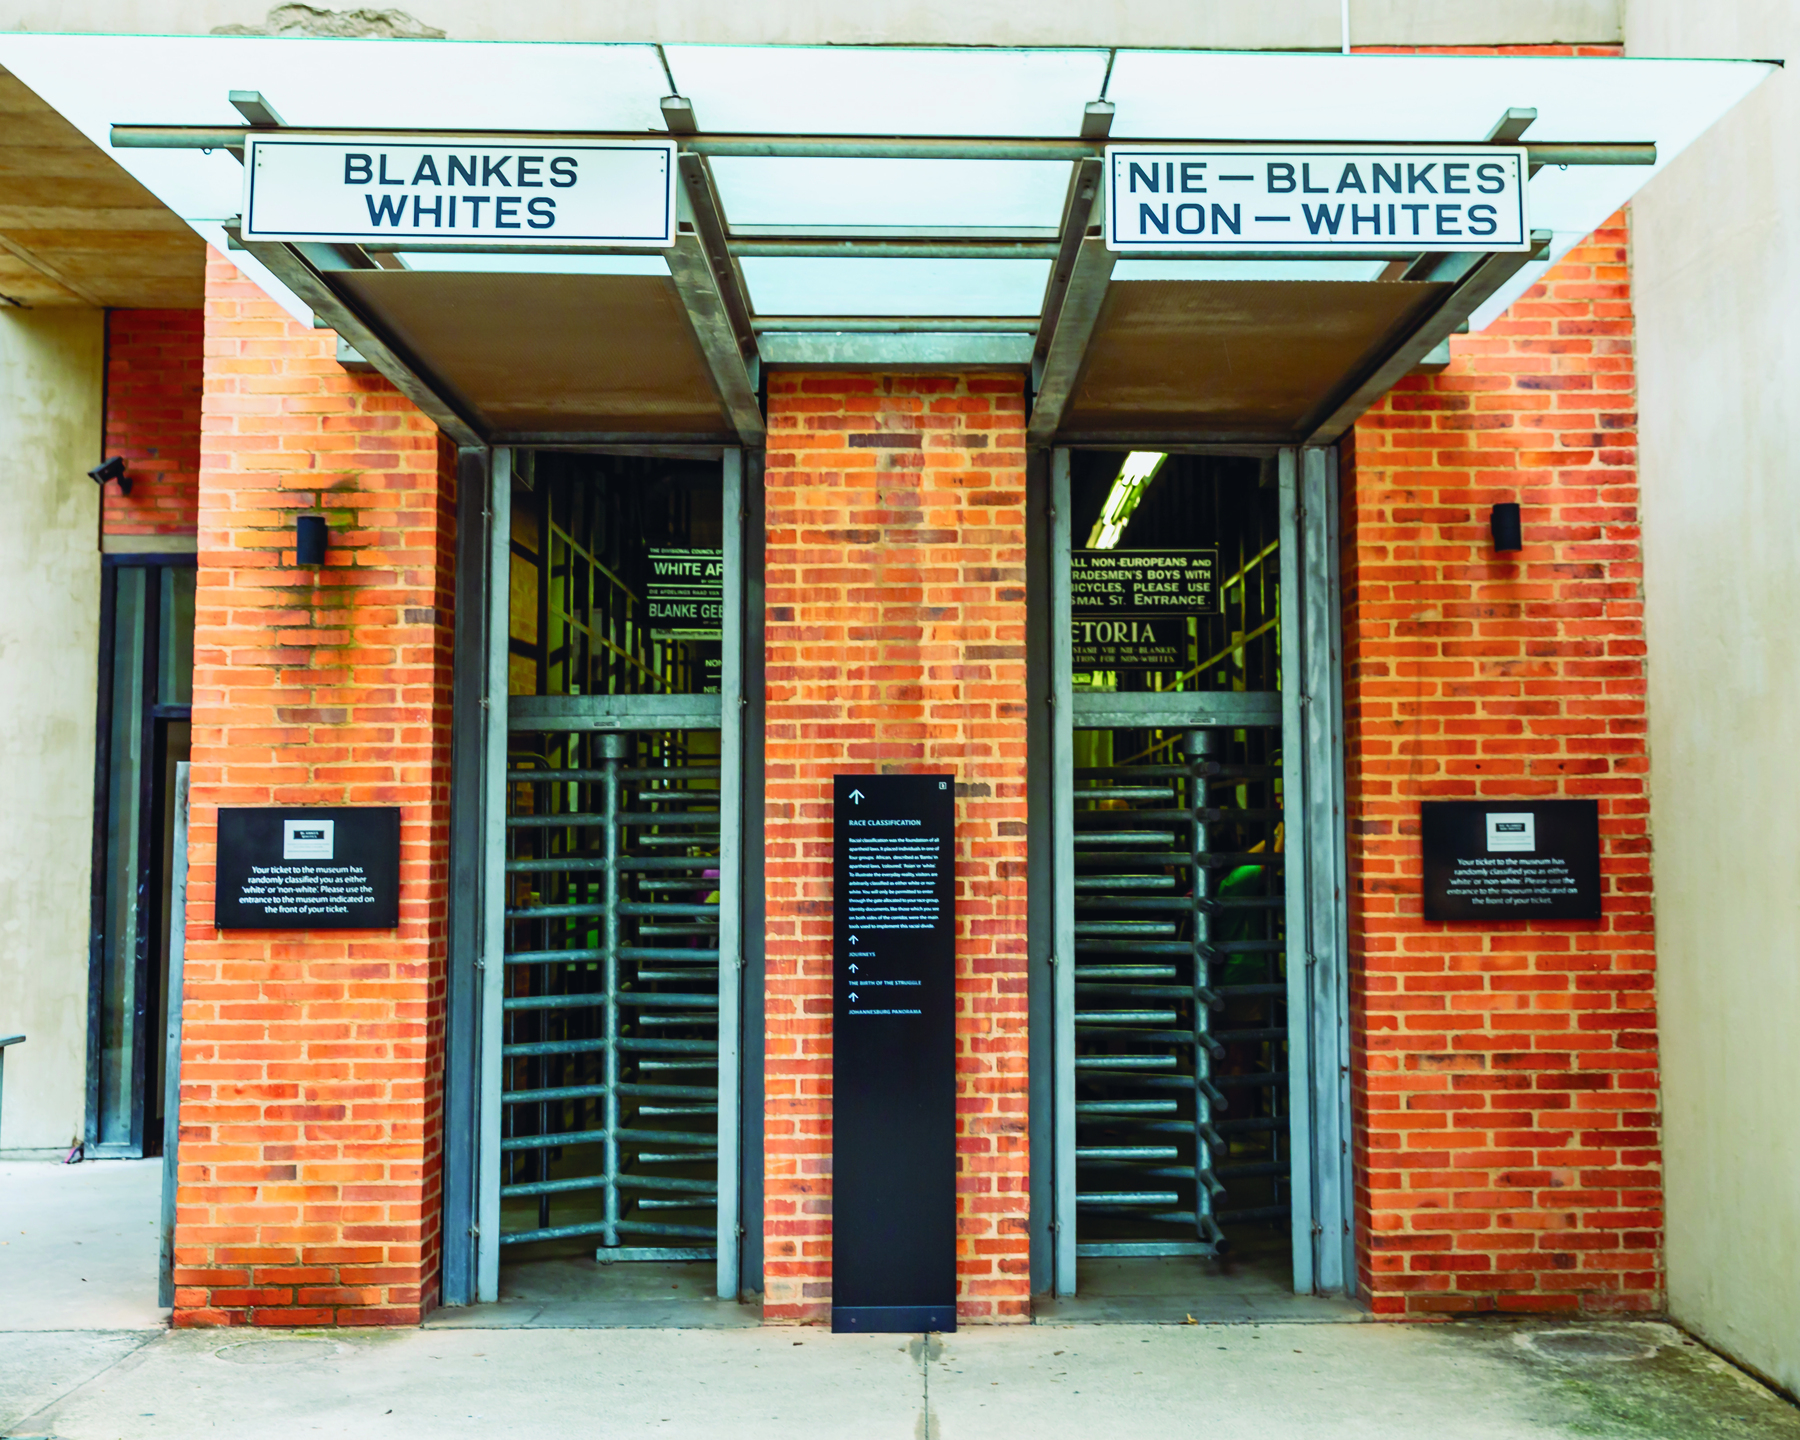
[
  {"xmin": 243, "ymin": 134, "xmax": 676, "ymax": 248},
  {"xmin": 1105, "ymin": 146, "xmax": 1529, "ymax": 253}
]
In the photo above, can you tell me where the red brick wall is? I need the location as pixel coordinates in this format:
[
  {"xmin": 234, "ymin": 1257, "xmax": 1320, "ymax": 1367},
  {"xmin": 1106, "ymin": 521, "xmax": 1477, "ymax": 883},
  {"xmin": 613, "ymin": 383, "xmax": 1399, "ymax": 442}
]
[
  {"xmin": 762, "ymin": 372, "xmax": 1030, "ymax": 1323},
  {"xmin": 103, "ymin": 308, "xmax": 203, "ymax": 538},
  {"xmin": 1343, "ymin": 213, "xmax": 1658, "ymax": 1315},
  {"xmin": 172, "ymin": 250, "xmax": 456, "ymax": 1327}
]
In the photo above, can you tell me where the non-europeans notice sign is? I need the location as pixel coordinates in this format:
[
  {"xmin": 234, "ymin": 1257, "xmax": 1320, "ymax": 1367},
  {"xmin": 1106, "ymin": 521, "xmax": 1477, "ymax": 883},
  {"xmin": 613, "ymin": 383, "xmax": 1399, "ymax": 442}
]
[
  {"xmin": 832, "ymin": 773, "xmax": 957, "ymax": 1335},
  {"xmin": 1105, "ymin": 146, "xmax": 1529, "ymax": 253},
  {"xmin": 1072, "ymin": 549, "xmax": 1216, "ymax": 670},
  {"xmin": 214, "ymin": 806, "xmax": 401, "ymax": 929},
  {"xmin": 1420, "ymin": 799, "xmax": 1601, "ymax": 922},
  {"xmin": 241, "ymin": 134, "xmax": 676, "ymax": 247}
]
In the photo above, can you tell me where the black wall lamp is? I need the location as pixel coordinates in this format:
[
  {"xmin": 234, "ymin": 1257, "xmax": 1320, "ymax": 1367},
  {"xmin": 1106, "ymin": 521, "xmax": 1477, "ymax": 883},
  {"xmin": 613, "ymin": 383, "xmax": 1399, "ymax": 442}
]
[
  {"xmin": 1490, "ymin": 502, "xmax": 1522, "ymax": 553},
  {"xmin": 296, "ymin": 514, "xmax": 329, "ymax": 567},
  {"xmin": 87, "ymin": 455, "xmax": 130, "ymax": 495}
]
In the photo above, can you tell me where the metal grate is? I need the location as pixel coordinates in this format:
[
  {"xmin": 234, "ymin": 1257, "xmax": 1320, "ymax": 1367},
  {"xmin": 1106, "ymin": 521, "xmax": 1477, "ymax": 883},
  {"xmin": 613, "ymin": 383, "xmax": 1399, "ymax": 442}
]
[
  {"xmin": 1072, "ymin": 725, "xmax": 1289, "ymax": 1258},
  {"xmin": 499, "ymin": 728, "xmax": 723, "ymax": 1258}
]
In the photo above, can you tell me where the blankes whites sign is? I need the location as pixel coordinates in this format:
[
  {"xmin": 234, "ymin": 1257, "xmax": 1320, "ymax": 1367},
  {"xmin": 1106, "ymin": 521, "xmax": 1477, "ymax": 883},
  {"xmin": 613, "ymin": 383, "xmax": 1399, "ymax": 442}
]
[
  {"xmin": 1105, "ymin": 145, "xmax": 1529, "ymax": 253},
  {"xmin": 242, "ymin": 134, "xmax": 676, "ymax": 247}
]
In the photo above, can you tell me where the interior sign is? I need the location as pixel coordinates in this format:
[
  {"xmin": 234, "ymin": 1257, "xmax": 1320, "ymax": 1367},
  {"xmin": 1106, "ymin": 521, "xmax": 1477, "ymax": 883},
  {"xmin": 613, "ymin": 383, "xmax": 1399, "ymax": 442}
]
[
  {"xmin": 1105, "ymin": 146, "xmax": 1529, "ymax": 253},
  {"xmin": 1072, "ymin": 549, "xmax": 1215, "ymax": 670},
  {"xmin": 242, "ymin": 134, "xmax": 676, "ymax": 248},
  {"xmin": 645, "ymin": 548, "xmax": 724, "ymax": 640}
]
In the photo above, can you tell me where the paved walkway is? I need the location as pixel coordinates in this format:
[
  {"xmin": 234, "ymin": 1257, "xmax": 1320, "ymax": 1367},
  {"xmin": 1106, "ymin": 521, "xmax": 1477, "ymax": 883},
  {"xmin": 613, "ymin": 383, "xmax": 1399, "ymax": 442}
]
[{"xmin": 4, "ymin": 1158, "xmax": 1800, "ymax": 1440}]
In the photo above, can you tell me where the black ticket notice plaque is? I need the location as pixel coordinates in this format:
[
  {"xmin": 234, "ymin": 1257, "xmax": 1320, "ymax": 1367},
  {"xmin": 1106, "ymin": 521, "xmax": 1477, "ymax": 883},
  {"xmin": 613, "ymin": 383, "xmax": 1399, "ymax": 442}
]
[
  {"xmin": 214, "ymin": 807, "xmax": 401, "ymax": 930},
  {"xmin": 1421, "ymin": 800, "xmax": 1601, "ymax": 922},
  {"xmin": 831, "ymin": 773, "xmax": 957, "ymax": 1335}
]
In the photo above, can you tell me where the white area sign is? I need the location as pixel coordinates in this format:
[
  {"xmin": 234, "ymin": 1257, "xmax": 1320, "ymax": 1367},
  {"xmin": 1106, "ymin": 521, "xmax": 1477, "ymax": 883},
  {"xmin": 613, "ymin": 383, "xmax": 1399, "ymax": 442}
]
[
  {"xmin": 1105, "ymin": 145, "xmax": 1529, "ymax": 253},
  {"xmin": 242, "ymin": 134, "xmax": 676, "ymax": 248}
]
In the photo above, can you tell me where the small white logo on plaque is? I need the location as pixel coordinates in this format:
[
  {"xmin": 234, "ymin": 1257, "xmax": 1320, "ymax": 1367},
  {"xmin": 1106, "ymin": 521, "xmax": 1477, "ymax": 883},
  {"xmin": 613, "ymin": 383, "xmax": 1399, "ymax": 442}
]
[
  {"xmin": 1485, "ymin": 812, "xmax": 1535, "ymax": 853},
  {"xmin": 283, "ymin": 819, "xmax": 335, "ymax": 860}
]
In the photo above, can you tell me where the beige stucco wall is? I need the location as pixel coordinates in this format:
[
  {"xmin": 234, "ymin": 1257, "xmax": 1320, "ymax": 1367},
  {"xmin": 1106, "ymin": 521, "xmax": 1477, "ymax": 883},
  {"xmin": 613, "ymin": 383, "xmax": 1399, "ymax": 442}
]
[
  {"xmin": 1628, "ymin": 0, "xmax": 1799, "ymax": 1399},
  {"xmin": 2, "ymin": 0, "xmax": 1619, "ymax": 47},
  {"xmin": 0, "ymin": 308, "xmax": 102, "ymax": 1154}
]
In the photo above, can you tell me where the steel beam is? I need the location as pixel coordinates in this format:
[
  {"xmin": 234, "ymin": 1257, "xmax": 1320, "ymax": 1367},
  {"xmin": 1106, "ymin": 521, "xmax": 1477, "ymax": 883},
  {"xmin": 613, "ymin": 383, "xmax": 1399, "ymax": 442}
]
[
  {"xmin": 1297, "ymin": 231, "xmax": 1551, "ymax": 445},
  {"xmin": 667, "ymin": 157, "xmax": 764, "ymax": 445},
  {"xmin": 751, "ymin": 316, "xmax": 1037, "ymax": 333},
  {"xmin": 225, "ymin": 228, "xmax": 483, "ymax": 446},
  {"xmin": 730, "ymin": 239, "xmax": 1060, "ymax": 259},
  {"xmin": 113, "ymin": 124, "xmax": 1659, "ymax": 170},
  {"xmin": 1035, "ymin": 158, "xmax": 1104, "ymax": 375},
  {"xmin": 1028, "ymin": 239, "xmax": 1114, "ymax": 446},
  {"xmin": 757, "ymin": 331, "xmax": 1034, "ymax": 367}
]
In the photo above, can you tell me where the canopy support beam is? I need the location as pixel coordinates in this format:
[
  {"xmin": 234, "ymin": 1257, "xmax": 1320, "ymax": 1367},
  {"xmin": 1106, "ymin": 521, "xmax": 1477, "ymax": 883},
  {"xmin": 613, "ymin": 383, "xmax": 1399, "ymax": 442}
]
[
  {"xmin": 1298, "ymin": 229, "xmax": 1552, "ymax": 445},
  {"xmin": 1029, "ymin": 237, "xmax": 1113, "ymax": 447},
  {"xmin": 226, "ymin": 226, "xmax": 484, "ymax": 447},
  {"xmin": 668, "ymin": 154, "xmax": 765, "ymax": 446}
]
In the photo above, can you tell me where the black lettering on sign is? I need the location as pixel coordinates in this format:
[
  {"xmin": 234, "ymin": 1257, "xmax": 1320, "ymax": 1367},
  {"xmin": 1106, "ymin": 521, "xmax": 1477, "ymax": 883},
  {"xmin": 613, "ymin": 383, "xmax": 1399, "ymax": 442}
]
[{"xmin": 645, "ymin": 547, "xmax": 725, "ymax": 640}]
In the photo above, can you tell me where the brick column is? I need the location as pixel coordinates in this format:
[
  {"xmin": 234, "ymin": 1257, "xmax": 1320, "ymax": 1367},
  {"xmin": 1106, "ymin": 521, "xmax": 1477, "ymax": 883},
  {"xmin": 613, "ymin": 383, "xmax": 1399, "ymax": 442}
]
[
  {"xmin": 102, "ymin": 308, "xmax": 203, "ymax": 542},
  {"xmin": 171, "ymin": 252, "xmax": 456, "ymax": 1326},
  {"xmin": 1343, "ymin": 214, "xmax": 1660, "ymax": 1316},
  {"xmin": 762, "ymin": 372, "xmax": 1030, "ymax": 1323}
]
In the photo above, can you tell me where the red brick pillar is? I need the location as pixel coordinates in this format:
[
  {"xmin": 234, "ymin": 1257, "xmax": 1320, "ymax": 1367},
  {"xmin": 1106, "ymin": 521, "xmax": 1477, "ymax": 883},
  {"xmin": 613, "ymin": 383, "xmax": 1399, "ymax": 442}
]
[
  {"xmin": 1343, "ymin": 214, "xmax": 1660, "ymax": 1316},
  {"xmin": 102, "ymin": 309, "xmax": 203, "ymax": 543},
  {"xmin": 171, "ymin": 251, "xmax": 455, "ymax": 1326},
  {"xmin": 762, "ymin": 372, "xmax": 1030, "ymax": 1323}
]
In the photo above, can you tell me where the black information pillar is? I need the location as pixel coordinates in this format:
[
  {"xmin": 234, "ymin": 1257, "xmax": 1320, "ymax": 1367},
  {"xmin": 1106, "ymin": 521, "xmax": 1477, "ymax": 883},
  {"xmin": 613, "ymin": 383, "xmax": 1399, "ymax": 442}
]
[{"xmin": 831, "ymin": 773, "xmax": 957, "ymax": 1334}]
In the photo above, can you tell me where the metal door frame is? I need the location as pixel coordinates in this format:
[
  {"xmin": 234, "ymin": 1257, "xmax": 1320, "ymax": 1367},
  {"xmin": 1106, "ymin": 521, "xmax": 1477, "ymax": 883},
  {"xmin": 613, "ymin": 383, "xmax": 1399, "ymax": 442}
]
[
  {"xmin": 449, "ymin": 445, "xmax": 748, "ymax": 1305},
  {"xmin": 1046, "ymin": 445, "xmax": 1352, "ymax": 1298}
]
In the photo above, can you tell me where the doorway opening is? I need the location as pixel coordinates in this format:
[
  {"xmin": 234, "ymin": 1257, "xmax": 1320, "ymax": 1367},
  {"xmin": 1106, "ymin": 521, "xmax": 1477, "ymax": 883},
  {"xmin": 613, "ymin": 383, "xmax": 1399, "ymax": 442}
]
[
  {"xmin": 87, "ymin": 556, "xmax": 195, "ymax": 1159},
  {"xmin": 477, "ymin": 448, "xmax": 748, "ymax": 1324},
  {"xmin": 1045, "ymin": 448, "xmax": 1354, "ymax": 1321}
]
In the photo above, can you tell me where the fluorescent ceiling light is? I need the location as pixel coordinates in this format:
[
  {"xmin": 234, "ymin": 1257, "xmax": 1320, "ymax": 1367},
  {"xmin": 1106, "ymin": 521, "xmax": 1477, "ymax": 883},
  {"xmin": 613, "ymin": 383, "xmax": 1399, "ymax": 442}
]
[
  {"xmin": 1089, "ymin": 453, "xmax": 1168, "ymax": 548},
  {"xmin": 394, "ymin": 252, "xmax": 669, "ymax": 276}
]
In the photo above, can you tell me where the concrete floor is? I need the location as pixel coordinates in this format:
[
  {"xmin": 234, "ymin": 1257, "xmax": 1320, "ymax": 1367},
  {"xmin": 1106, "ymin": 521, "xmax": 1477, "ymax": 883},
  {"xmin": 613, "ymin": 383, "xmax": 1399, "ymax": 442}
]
[{"xmin": 5, "ymin": 1156, "xmax": 1800, "ymax": 1440}]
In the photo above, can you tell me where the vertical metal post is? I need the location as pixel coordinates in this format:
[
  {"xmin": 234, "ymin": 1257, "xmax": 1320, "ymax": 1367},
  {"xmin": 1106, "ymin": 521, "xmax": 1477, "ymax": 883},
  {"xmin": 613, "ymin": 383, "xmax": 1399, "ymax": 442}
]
[
  {"xmin": 600, "ymin": 731, "xmax": 628, "ymax": 1250},
  {"xmin": 1300, "ymin": 445, "xmax": 1353, "ymax": 1295},
  {"xmin": 737, "ymin": 447, "xmax": 766, "ymax": 1299},
  {"xmin": 1277, "ymin": 446, "xmax": 1319, "ymax": 1295},
  {"xmin": 443, "ymin": 444, "xmax": 493, "ymax": 1307},
  {"xmin": 1050, "ymin": 447, "xmax": 1078, "ymax": 1296},
  {"xmin": 157, "ymin": 761, "xmax": 190, "ymax": 1308},
  {"xmin": 716, "ymin": 447, "xmax": 744, "ymax": 1299},
  {"xmin": 476, "ymin": 447, "xmax": 513, "ymax": 1302},
  {"xmin": 1184, "ymin": 730, "xmax": 1221, "ymax": 1245}
]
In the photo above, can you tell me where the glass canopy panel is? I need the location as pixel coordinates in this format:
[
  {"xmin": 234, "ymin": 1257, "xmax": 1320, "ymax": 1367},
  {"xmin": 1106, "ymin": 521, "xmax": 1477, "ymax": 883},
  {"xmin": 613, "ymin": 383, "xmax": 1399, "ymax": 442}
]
[
  {"xmin": 1113, "ymin": 260, "xmax": 1390, "ymax": 282},
  {"xmin": 663, "ymin": 45, "xmax": 1109, "ymax": 136},
  {"xmin": 397, "ymin": 252, "xmax": 670, "ymax": 276},
  {"xmin": 741, "ymin": 257, "xmax": 1052, "ymax": 317},
  {"xmin": 710, "ymin": 158, "xmax": 1071, "ymax": 232}
]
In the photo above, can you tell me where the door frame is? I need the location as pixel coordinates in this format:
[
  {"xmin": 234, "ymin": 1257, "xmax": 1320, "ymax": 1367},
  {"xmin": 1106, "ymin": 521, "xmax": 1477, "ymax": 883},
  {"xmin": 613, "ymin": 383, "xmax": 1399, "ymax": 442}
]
[{"xmin": 1042, "ymin": 445, "xmax": 1353, "ymax": 1298}]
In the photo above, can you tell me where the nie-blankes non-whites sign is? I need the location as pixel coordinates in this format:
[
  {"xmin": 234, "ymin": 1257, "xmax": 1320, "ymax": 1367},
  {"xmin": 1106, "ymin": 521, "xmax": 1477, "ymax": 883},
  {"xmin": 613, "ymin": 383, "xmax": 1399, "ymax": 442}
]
[
  {"xmin": 1105, "ymin": 145, "xmax": 1529, "ymax": 253},
  {"xmin": 242, "ymin": 134, "xmax": 676, "ymax": 247}
]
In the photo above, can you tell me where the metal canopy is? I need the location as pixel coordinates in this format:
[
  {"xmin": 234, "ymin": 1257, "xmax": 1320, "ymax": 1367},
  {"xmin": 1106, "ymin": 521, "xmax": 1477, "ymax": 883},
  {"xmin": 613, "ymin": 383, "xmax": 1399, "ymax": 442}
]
[{"xmin": 0, "ymin": 36, "xmax": 1774, "ymax": 447}]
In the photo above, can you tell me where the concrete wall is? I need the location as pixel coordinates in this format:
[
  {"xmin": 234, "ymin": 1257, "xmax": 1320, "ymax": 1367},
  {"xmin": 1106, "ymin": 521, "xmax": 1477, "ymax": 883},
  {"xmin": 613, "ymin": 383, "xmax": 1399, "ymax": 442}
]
[
  {"xmin": 2, "ymin": 0, "xmax": 1619, "ymax": 47},
  {"xmin": 0, "ymin": 308, "xmax": 103, "ymax": 1154},
  {"xmin": 1627, "ymin": 0, "xmax": 1800, "ymax": 1398}
]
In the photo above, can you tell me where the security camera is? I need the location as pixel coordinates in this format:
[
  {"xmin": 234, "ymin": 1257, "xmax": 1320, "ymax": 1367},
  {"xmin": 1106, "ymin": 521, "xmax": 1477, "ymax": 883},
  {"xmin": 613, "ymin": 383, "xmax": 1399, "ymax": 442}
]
[{"xmin": 88, "ymin": 456, "xmax": 130, "ymax": 495}]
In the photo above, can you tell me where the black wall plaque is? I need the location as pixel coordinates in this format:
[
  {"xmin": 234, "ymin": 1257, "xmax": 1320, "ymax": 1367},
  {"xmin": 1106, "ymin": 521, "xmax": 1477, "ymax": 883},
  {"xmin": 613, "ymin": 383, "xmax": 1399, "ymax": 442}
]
[
  {"xmin": 831, "ymin": 773, "xmax": 957, "ymax": 1335},
  {"xmin": 215, "ymin": 807, "xmax": 401, "ymax": 930},
  {"xmin": 1421, "ymin": 800, "xmax": 1601, "ymax": 922}
]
